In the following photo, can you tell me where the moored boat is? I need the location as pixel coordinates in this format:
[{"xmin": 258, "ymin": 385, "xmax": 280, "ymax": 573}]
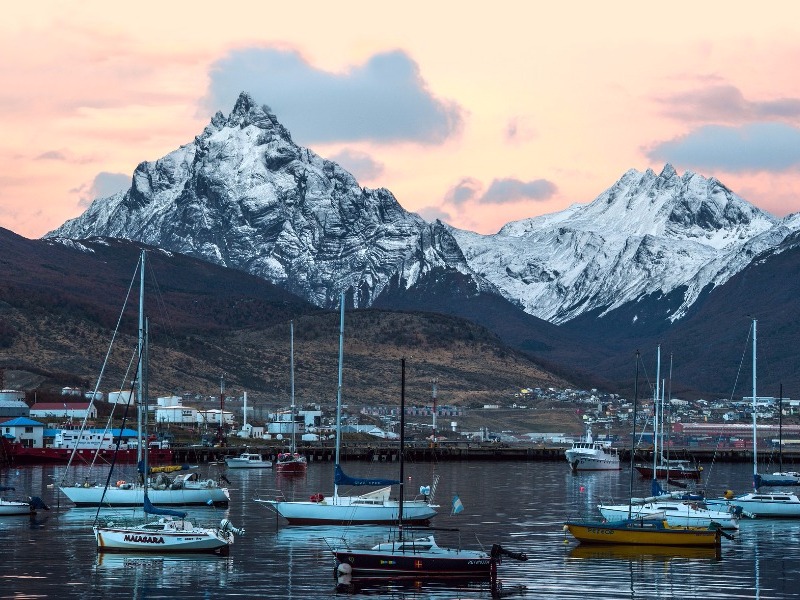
[
  {"xmin": 225, "ymin": 452, "xmax": 272, "ymax": 469},
  {"xmin": 564, "ymin": 423, "xmax": 620, "ymax": 471},
  {"xmin": 564, "ymin": 518, "xmax": 722, "ymax": 547}
]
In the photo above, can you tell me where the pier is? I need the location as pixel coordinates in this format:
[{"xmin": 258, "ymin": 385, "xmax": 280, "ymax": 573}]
[{"xmin": 171, "ymin": 443, "xmax": 779, "ymax": 465}]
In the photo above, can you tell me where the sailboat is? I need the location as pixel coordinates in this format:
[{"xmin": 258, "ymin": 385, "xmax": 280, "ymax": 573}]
[
  {"xmin": 254, "ymin": 294, "xmax": 438, "ymax": 525},
  {"xmin": 565, "ymin": 351, "xmax": 723, "ymax": 548},
  {"xmin": 331, "ymin": 358, "xmax": 528, "ymax": 582},
  {"xmin": 94, "ymin": 299, "xmax": 243, "ymax": 554},
  {"xmin": 706, "ymin": 320, "xmax": 800, "ymax": 518},
  {"xmin": 0, "ymin": 486, "xmax": 49, "ymax": 516},
  {"xmin": 59, "ymin": 250, "xmax": 230, "ymax": 508},
  {"xmin": 634, "ymin": 347, "xmax": 702, "ymax": 481},
  {"xmin": 274, "ymin": 321, "xmax": 307, "ymax": 474},
  {"xmin": 753, "ymin": 385, "xmax": 800, "ymax": 487}
]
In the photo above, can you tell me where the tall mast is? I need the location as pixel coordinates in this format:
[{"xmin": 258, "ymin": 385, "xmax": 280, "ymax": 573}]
[
  {"xmin": 290, "ymin": 320, "xmax": 296, "ymax": 453},
  {"xmin": 334, "ymin": 293, "xmax": 345, "ymax": 499},
  {"xmin": 399, "ymin": 358, "xmax": 406, "ymax": 539},
  {"xmin": 651, "ymin": 345, "xmax": 660, "ymax": 489},
  {"xmin": 752, "ymin": 319, "xmax": 758, "ymax": 489},
  {"xmin": 628, "ymin": 351, "xmax": 639, "ymax": 520},
  {"xmin": 136, "ymin": 250, "xmax": 145, "ymax": 464}
]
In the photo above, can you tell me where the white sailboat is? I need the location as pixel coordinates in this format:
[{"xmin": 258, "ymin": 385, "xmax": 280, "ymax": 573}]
[
  {"xmin": 706, "ymin": 319, "xmax": 800, "ymax": 518},
  {"xmin": 60, "ymin": 250, "xmax": 230, "ymax": 508},
  {"xmin": 255, "ymin": 294, "xmax": 438, "ymax": 525},
  {"xmin": 94, "ymin": 290, "xmax": 243, "ymax": 554}
]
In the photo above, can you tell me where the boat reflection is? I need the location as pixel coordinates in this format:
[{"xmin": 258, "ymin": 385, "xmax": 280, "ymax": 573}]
[
  {"xmin": 568, "ymin": 543, "xmax": 721, "ymax": 561},
  {"xmin": 96, "ymin": 552, "xmax": 233, "ymax": 569},
  {"xmin": 334, "ymin": 573, "xmax": 523, "ymax": 598},
  {"xmin": 275, "ymin": 524, "xmax": 391, "ymax": 548}
]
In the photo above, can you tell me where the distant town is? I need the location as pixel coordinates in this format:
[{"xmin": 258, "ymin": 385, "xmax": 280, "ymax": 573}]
[{"xmin": 2, "ymin": 382, "xmax": 799, "ymax": 452}]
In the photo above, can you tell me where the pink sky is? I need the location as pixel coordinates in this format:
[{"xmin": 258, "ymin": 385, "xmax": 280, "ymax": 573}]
[{"xmin": 3, "ymin": 2, "xmax": 800, "ymax": 239}]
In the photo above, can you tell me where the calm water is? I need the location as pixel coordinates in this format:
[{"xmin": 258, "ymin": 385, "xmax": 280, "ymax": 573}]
[{"xmin": 0, "ymin": 457, "xmax": 797, "ymax": 599}]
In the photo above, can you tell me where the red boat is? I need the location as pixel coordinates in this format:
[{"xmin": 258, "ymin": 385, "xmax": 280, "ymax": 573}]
[
  {"xmin": 635, "ymin": 458, "xmax": 702, "ymax": 480},
  {"xmin": 274, "ymin": 452, "xmax": 308, "ymax": 474},
  {"xmin": 0, "ymin": 436, "xmax": 173, "ymax": 466}
]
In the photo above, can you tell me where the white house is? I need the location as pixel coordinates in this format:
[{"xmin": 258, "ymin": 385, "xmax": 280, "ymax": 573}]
[
  {"xmin": 0, "ymin": 417, "xmax": 45, "ymax": 447},
  {"xmin": 196, "ymin": 408, "xmax": 235, "ymax": 426},
  {"xmin": 29, "ymin": 402, "xmax": 98, "ymax": 420},
  {"xmin": 155, "ymin": 406, "xmax": 198, "ymax": 424}
]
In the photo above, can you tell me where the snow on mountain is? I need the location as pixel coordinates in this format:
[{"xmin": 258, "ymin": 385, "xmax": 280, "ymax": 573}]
[
  {"xmin": 47, "ymin": 93, "xmax": 792, "ymax": 326},
  {"xmin": 449, "ymin": 165, "xmax": 781, "ymax": 323},
  {"xmin": 49, "ymin": 93, "xmax": 492, "ymax": 308}
]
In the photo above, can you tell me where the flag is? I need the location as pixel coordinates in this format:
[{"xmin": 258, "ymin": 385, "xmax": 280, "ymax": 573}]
[{"xmin": 451, "ymin": 495, "xmax": 464, "ymax": 515}]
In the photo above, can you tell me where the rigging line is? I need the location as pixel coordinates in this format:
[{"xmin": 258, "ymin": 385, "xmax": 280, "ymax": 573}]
[
  {"xmin": 93, "ymin": 361, "xmax": 138, "ymax": 526},
  {"xmin": 60, "ymin": 256, "xmax": 139, "ymax": 486}
]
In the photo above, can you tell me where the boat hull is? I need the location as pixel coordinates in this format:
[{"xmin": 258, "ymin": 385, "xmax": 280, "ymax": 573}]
[
  {"xmin": 707, "ymin": 493, "xmax": 800, "ymax": 518},
  {"xmin": 335, "ymin": 549, "xmax": 492, "ymax": 579},
  {"xmin": 258, "ymin": 498, "xmax": 437, "ymax": 525},
  {"xmin": 94, "ymin": 526, "xmax": 231, "ymax": 554},
  {"xmin": 634, "ymin": 465, "xmax": 702, "ymax": 480},
  {"xmin": 61, "ymin": 485, "xmax": 230, "ymax": 507},
  {"xmin": 597, "ymin": 503, "xmax": 739, "ymax": 529},
  {"xmin": 0, "ymin": 438, "xmax": 173, "ymax": 466},
  {"xmin": 565, "ymin": 452, "xmax": 621, "ymax": 471},
  {"xmin": 564, "ymin": 520, "xmax": 721, "ymax": 547},
  {"xmin": 224, "ymin": 459, "xmax": 272, "ymax": 469},
  {"xmin": 0, "ymin": 501, "xmax": 34, "ymax": 516}
]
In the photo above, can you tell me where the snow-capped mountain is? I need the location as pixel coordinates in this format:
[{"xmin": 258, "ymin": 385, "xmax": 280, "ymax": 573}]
[
  {"xmin": 47, "ymin": 92, "xmax": 795, "ymax": 327},
  {"xmin": 50, "ymin": 93, "xmax": 489, "ymax": 308},
  {"xmin": 449, "ymin": 165, "xmax": 782, "ymax": 323}
]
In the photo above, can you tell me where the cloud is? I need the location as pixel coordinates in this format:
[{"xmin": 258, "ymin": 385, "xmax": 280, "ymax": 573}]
[
  {"xmin": 74, "ymin": 172, "xmax": 130, "ymax": 207},
  {"xmin": 416, "ymin": 205, "xmax": 452, "ymax": 224},
  {"xmin": 35, "ymin": 150, "xmax": 67, "ymax": 161},
  {"xmin": 327, "ymin": 149, "xmax": 384, "ymax": 182},
  {"xmin": 479, "ymin": 178, "xmax": 557, "ymax": 204},
  {"xmin": 646, "ymin": 122, "xmax": 800, "ymax": 172},
  {"xmin": 658, "ymin": 85, "xmax": 800, "ymax": 123},
  {"xmin": 203, "ymin": 47, "xmax": 463, "ymax": 144},
  {"xmin": 505, "ymin": 116, "xmax": 538, "ymax": 143},
  {"xmin": 444, "ymin": 178, "xmax": 482, "ymax": 205}
]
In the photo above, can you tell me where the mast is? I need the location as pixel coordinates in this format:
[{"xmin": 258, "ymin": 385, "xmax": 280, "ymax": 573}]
[
  {"xmin": 136, "ymin": 250, "xmax": 145, "ymax": 464},
  {"xmin": 431, "ymin": 378, "xmax": 437, "ymax": 442},
  {"xmin": 779, "ymin": 383, "xmax": 784, "ymax": 472},
  {"xmin": 651, "ymin": 345, "xmax": 660, "ymax": 492},
  {"xmin": 399, "ymin": 358, "xmax": 406, "ymax": 539},
  {"xmin": 752, "ymin": 319, "xmax": 758, "ymax": 490},
  {"xmin": 290, "ymin": 320, "xmax": 296, "ymax": 454},
  {"xmin": 333, "ymin": 293, "xmax": 345, "ymax": 500},
  {"xmin": 628, "ymin": 351, "xmax": 639, "ymax": 520},
  {"xmin": 142, "ymin": 317, "xmax": 150, "ymax": 495}
]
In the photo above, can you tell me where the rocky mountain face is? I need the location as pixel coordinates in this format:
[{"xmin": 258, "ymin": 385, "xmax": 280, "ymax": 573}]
[{"xmin": 47, "ymin": 92, "xmax": 797, "ymax": 334}]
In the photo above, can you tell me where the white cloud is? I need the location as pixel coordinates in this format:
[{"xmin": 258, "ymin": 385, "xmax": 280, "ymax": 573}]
[{"xmin": 203, "ymin": 47, "xmax": 464, "ymax": 145}]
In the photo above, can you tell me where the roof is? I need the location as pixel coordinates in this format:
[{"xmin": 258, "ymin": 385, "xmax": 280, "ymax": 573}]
[
  {"xmin": 30, "ymin": 402, "xmax": 92, "ymax": 410},
  {"xmin": 0, "ymin": 417, "xmax": 45, "ymax": 427}
]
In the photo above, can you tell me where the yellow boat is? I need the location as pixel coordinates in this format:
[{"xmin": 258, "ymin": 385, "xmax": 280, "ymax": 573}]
[
  {"xmin": 569, "ymin": 543, "xmax": 721, "ymax": 561},
  {"xmin": 564, "ymin": 518, "xmax": 722, "ymax": 548}
]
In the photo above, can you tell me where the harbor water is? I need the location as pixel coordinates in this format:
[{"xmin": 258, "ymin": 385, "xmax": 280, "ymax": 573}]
[{"xmin": 0, "ymin": 458, "xmax": 797, "ymax": 598}]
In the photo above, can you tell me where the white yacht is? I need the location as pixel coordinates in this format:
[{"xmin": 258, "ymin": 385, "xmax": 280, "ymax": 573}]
[{"xmin": 565, "ymin": 424, "xmax": 620, "ymax": 471}]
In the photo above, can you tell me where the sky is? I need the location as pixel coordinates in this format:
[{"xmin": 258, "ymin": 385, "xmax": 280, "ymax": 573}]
[{"xmin": 3, "ymin": 2, "xmax": 800, "ymax": 239}]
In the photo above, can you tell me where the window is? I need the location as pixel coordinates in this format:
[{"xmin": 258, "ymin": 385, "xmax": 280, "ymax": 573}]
[{"xmin": 25, "ymin": 427, "xmax": 33, "ymax": 433}]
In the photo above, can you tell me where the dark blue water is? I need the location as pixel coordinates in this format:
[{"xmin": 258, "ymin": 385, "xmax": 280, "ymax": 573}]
[{"xmin": 0, "ymin": 458, "xmax": 795, "ymax": 598}]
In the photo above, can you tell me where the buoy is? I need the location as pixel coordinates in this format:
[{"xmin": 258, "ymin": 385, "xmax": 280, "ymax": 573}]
[
  {"xmin": 579, "ymin": 486, "xmax": 585, "ymax": 492},
  {"xmin": 337, "ymin": 563, "xmax": 352, "ymax": 575}
]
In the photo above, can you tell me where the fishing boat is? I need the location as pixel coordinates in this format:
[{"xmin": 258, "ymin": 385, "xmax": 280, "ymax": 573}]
[
  {"xmin": 706, "ymin": 320, "xmax": 800, "ymax": 518},
  {"xmin": 565, "ymin": 351, "xmax": 723, "ymax": 548},
  {"xmin": 225, "ymin": 452, "xmax": 272, "ymax": 469},
  {"xmin": 59, "ymin": 251, "xmax": 229, "ymax": 508},
  {"xmin": 93, "ymin": 265, "xmax": 243, "ymax": 555},
  {"xmin": 564, "ymin": 422, "xmax": 620, "ymax": 471},
  {"xmin": 254, "ymin": 297, "xmax": 438, "ymax": 525},
  {"xmin": 274, "ymin": 321, "xmax": 307, "ymax": 475},
  {"xmin": 0, "ymin": 486, "xmax": 49, "ymax": 516},
  {"xmin": 330, "ymin": 358, "xmax": 528, "ymax": 582}
]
